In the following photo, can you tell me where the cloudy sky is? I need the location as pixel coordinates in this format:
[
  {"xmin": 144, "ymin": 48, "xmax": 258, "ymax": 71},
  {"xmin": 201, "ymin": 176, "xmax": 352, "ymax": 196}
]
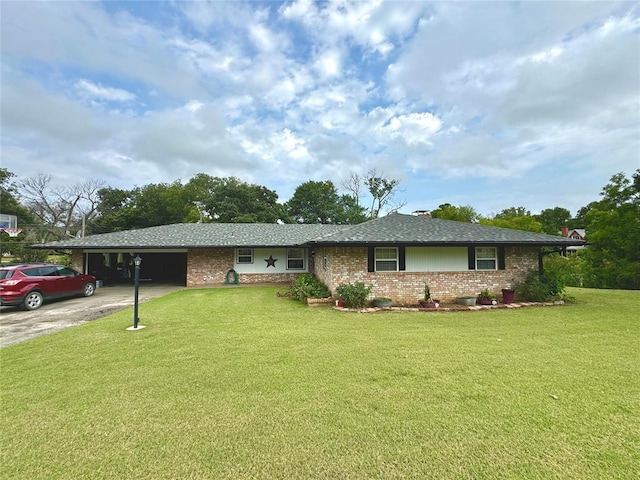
[{"xmin": 1, "ymin": 0, "xmax": 638, "ymax": 217}]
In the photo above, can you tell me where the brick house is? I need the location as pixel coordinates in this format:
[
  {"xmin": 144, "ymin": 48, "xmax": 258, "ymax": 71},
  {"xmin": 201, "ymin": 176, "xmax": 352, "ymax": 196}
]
[{"xmin": 34, "ymin": 213, "xmax": 583, "ymax": 304}]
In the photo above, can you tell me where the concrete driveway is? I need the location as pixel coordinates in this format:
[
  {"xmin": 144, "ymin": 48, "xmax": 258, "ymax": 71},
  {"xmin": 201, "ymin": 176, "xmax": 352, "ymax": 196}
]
[{"xmin": 0, "ymin": 283, "xmax": 183, "ymax": 348}]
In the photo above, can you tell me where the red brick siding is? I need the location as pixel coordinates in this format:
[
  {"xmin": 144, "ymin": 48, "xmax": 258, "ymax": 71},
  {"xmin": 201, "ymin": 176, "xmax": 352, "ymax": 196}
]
[
  {"xmin": 313, "ymin": 246, "xmax": 538, "ymax": 305},
  {"xmin": 71, "ymin": 250, "xmax": 83, "ymax": 273}
]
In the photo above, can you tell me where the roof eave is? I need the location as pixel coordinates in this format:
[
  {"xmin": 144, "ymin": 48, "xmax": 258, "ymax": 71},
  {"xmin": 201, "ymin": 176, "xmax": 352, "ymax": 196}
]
[{"xmin": 306, "ymin": 240, "xmax": 585, "ymax": 247}]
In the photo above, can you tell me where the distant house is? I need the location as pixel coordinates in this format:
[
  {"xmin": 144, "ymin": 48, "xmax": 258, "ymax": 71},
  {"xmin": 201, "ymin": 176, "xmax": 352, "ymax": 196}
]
[
  {"xmin": 561, "ymin": 226, "xmax": 587, "ymax": 253},
  {"xmin": 33, "ymin": 213, "xmax": 584, "ymax": 304}
]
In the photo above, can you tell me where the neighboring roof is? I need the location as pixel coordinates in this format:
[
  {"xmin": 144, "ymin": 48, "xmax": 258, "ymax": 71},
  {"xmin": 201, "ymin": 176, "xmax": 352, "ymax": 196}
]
[
  {"xmin": 33, "ymin": 213, "xmax": 585, "ymax": 250},
  {"xmin": 309, "ymin": 213, "xmax": 584, "ymax": 247},
  {"xmin": 567, "ymin": 229, "xmax": 586, "ymax": 238},
  {"xmin": 33, "ymin": 223, "xmax": 349, "ymax": 249}
]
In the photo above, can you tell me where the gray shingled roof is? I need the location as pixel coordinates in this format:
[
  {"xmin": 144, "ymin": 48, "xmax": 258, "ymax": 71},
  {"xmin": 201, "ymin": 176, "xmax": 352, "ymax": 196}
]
[
  {"xmin": 33, "ymin": 223, "xmax": 349, "ymax": 249},
  {"xmin": 308, "ymin": 213, "xmax": 584, "ymax": 246},
  {"xmin": 33, "ymin": 213, "xmax": 584, "ymax": 250}
]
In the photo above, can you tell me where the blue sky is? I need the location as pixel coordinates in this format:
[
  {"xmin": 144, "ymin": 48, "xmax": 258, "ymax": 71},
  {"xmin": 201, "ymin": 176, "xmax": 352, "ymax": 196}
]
[{"xmin": 1, "ymin": 0, "xmax": 638, "ymax": 217}]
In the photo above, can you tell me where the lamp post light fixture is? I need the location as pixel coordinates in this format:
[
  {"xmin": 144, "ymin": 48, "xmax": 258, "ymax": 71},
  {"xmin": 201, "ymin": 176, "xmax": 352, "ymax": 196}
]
[{"xmin": 127, "ymin": 255, "xmax": 145, "ymax": 331}]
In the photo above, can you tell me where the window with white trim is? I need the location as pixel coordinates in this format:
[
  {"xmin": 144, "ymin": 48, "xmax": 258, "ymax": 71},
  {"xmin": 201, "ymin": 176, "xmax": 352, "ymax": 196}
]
[
  {"xmin": 476, "ymin": 247, "xmax": 497, "ymax": 270},
  {"xmin": 375, "ymin": 247, "xmax": 398, "ymax": 272},
  {"xmin": 287, "ymin": 248, "xmax": 305, "ymax": 270},
  {"xmin": 236, "ymin": 248, "xmax": 254, "ymax": 264}
]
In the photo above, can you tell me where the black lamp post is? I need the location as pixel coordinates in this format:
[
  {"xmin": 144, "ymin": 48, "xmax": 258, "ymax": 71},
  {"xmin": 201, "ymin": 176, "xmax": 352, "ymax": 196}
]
[{"xmin": 132, "ymin": 255, "xmax": 142, "ymax": 329}]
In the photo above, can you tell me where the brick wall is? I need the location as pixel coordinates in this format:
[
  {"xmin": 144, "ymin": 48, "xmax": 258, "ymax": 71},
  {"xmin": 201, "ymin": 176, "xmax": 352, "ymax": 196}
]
[
  {"xmin": 71, "ymin": 250, "xmax": 83, "ymax": 273},
  {"xmin": 314, "ymin": 246, "xmax": 539, "ymax": 305},
  {"xmin": 186, "ymin": 248, "xmax": 297, "ymax": 287}
]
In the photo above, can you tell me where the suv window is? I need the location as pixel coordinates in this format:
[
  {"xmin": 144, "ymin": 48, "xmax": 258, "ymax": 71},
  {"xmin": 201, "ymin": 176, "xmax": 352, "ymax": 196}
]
[
  {"xmin": 0, "ymin": 270, "xmax": 14, "ymax": 280},
  {"xmin": 57, "ymin": 267, "xmax": 77, "ymax": 277},
  {"xmin": 23, "ymin": 266, "xmax": 58, "ymax": 277}
]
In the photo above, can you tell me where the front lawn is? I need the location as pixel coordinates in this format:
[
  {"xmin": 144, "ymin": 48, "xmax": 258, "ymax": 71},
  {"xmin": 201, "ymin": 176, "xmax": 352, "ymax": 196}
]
[{"xmin": 1, "ymin": 287, "xmax": 638, "ymax": 479}]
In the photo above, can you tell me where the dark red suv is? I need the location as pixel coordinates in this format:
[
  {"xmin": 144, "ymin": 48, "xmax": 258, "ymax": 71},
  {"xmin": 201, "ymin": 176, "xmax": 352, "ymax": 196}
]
[{"xmin": 0, "ymin": 264, "xmax": 96, "ymax": 311}]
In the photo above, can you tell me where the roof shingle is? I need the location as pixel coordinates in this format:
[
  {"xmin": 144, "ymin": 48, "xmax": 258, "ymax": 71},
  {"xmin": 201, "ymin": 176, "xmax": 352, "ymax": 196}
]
[{"xmin": 33, "ymin": 213, "xmax": 584, "ymax": 249}]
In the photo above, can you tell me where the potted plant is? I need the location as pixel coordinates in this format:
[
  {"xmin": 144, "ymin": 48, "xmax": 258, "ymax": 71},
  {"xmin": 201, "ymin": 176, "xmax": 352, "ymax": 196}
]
[
  {"xmin": 419, "ymin": 283, "xmax": 438, "ymax": 308},
  {"xmin": 372, "ymin": 297, "xmax": 393, "ymax": 308},
  {"xmin": 502, "ymin": 288, "xmax": 515, "ymax": 304},
  {"xmin": 477, "ymin": 289, "xmax": 498, "ymax": 305}
]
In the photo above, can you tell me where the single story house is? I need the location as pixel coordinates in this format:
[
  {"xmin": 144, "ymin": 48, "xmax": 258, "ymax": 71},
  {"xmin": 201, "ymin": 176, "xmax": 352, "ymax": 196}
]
[{"xmin": 33, "ymin": 213, "xmax": 584, "ymax": 304}]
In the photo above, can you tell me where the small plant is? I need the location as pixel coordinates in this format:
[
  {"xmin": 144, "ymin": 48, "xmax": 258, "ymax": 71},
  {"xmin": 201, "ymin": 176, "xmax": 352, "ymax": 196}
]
[
  {"xmin": 419, "ymin": 284, "xmax": 439, "ymax": 308},
  {"xmin": 335, "ymin": 282, "xmax": 373, "ymax": 309},
  {"xmin": 423, "ymin": 283, "xmax": 431, "ymax": 301},
  {"xmin": 290, "ymin": 274, "xmax": 330, "ymax": 302},
  {"xmin": 477, "ymin": 289, "xmax": 497, "ymax": 301},
  {"xmin": 477, "ymin": 289, "xmax": 497, "ymax": 305}
]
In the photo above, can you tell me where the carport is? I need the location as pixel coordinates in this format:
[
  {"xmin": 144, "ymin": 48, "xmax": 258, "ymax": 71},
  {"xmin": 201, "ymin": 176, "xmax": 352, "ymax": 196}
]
[{"xmin": 85, "ymin": 249, "xmax": 187, "ymax": 286}]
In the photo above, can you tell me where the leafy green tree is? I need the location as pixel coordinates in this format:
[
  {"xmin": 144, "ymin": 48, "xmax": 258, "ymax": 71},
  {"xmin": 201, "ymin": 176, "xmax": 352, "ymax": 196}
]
[
  {"xmin": 89, "ymin": 188, "xmax": 136, "ymax": 233},
  {"xmin": 89, "ymin": 182, "xmax": 191, "ymax": 232},
  {"xmin": 535, "ymin": 207, "xmax": 572, "ymax": 235},
  {"xmin": 431, "ymin": 204, "xmax": 479, "ymax": 223},
  {"xmin": 197, "ymin": 176, "xmax": 284, "ymax": 223},
  {"xmin": 286, "ymin": 180, "xmax": 338, "ymax": 224},
  {"xmin": 581, "ymin": 170, "xmax": 640, "ymax": 289},
  {"xmin": 132, "ymin": 181, "xmax": 192, "ymax": 228},
  {"xmin": 1, "ymin": 169, "xmax": 34, "ymax": 222},
  {"xmin": 479, "ymin": 207, "xmax": 544, "ymax": 232},
  {"xmin": 336, "ymin": 194, "xmax": 368, "ymax": 224},
  {"xmin": 0, "ymin": 169, "xmax": 43, "ymax": 260}
]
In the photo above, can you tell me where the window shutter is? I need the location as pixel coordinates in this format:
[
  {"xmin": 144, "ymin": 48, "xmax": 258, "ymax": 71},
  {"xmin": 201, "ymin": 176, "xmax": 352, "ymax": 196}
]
[
  {"xmin": 498, "ymin": 247, "xmax": 506, "ymax": 270},
  {"xmin": 398, "ymin": 246, "xmax": 406, "ymax": 271},
  {"xmin": 468, "ymin": 246, "xmax": 476, "ymax": 270},
  {"xmin": 367, "ymin": 246, "xmax": 375, "ymax": 272}
]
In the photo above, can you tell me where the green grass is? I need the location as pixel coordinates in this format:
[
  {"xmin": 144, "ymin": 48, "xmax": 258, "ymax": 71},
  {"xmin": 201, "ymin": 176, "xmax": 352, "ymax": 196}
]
[{"xmin": 1, "ymin": 287, "xmax": 639, "ymax": 479}]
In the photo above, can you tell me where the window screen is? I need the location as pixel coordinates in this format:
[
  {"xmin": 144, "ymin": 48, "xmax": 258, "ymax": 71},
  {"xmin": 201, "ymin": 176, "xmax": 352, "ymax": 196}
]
[
  {"xmin": 476, "ymin": 247, "xmax": 497, "ymax": 270},
  {"xmin": 375, "ymin": 247, "xmax": 398, "ymax": 272}
]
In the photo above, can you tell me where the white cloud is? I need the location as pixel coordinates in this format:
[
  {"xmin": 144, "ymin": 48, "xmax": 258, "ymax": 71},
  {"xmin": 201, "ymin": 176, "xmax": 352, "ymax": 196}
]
[
  {"xmin": 375, "ymin": 112, "xmax": 442, "ymax": 146},
  {"xmin": 280, "ymin": 0, "xmax": 426, "ymax": 55},
  {"xmin": 75, "ymin": 79, "xmax": 136, "ymax": 102},
  {"xmin": 314, "ymin": 50, "xmax": 342, "ymax": 79}
]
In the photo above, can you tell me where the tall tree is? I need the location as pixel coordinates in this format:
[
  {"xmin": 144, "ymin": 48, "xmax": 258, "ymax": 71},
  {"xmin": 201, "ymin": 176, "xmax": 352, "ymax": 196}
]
[
  {"xmin": 19, "ymin": 174, "xmax": 105, "ymax": 240},
  {"xmin": 431, "ymin": 204, "xmax": 479, "ymax": 223},
  {"xmin": 286, "ymin": 180, "xmax": 366, "ymax": 224},
  {"xmin": 365, "ymin": 169, "xmax": 404, "ymax": 218},
  {"xmin": 535, "ymin": 207, "xmax": 572, "ymax": 235},
  {"xmin": 91, "ymin": 182, "xmax": 193, "ymax": 231},
  {"xmin": 196, "ymin": 176, "xmax": 285, "ymax": 223},
  {"xmin": 0, "ymin": 168, "xmax": 32, "ymax": 221},
  {"xmin": 581, "ymin": 170, "xmax": 640, "ymax": 289},
  {"xmin": 89, "ymin": 187, "xmax": 136, "ymax": 234},
  {"xmin": 480, "ymin": 206, "xmax": 544, "ymax": 232},
  {"xmin": 132, "ymin": 181, "xmax": 192, "ymax": 228},
  {"xmin": 341, "ymin": 170, "xmax": 404, "ymax": 218},
  {"xmin": 0, "ymin": 169, "xmax": 44, "ymax": 261}
]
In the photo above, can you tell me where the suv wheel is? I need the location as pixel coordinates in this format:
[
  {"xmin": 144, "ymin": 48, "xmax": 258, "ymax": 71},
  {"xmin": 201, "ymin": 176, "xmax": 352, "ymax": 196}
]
[
  {"xmin": 23, "ymin": 291, "xmax": 44, "ymax": 311},
  {"xmin": 82, "ymin": 282, "xmax": 96, "ymax": 297}
]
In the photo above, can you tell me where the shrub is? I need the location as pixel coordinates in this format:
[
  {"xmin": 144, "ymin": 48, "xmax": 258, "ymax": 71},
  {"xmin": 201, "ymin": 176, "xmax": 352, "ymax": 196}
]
[
  {"xmin": 335, "ymin": 282, "xmax": 373, "ymax": 309},
  {"xmin": 543, "ymin": 253, "xmax": 588, "ymax": 288},
  {"xmin": 290, "ymin": 274, "xmax": 330, "ymax": 302},
  {"xmin": 477, "ymin": 289, "xmax": 497, "ymax": 301},
  {"xmin": 514, "ymin": 270, "xmax": 565, "ymax": 302}
]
